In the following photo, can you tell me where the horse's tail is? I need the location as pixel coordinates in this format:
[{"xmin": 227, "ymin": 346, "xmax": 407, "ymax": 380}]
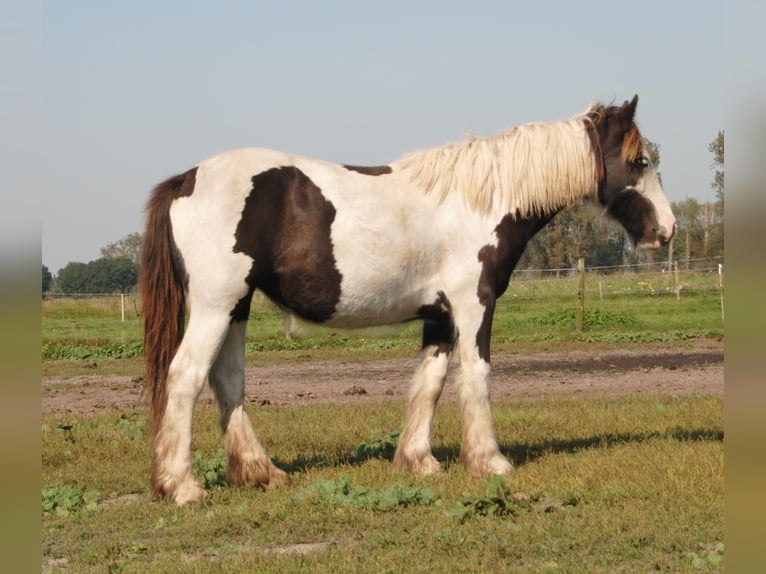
[{"xmin": 139, "ymin": 168, "xmax": 196, "ymax": 431}]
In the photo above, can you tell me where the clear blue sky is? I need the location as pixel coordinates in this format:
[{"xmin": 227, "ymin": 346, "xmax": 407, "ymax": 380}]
[{"xmin": 16, "ymin": 1, "xmax": 728, "ymax": 273}]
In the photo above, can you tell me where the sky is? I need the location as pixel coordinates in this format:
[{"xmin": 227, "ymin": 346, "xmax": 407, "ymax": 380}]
[{"xmin": 8, "ymin": 1, "xmax": 728, "ymax": 274}]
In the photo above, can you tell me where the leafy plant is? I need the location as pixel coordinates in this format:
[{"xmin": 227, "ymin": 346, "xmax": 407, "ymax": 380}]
[
  {"xmin": 445, "ymin": 475, "xmax": 579, "ymax": 523},
  {"xmin": 192, "ymin": 448, "xmax": 227, "ymax": 490},
  {"xmin": 354, "ymin": 428, "xmax": 401, "ymax": 462},
  {"xmin": 42, "ymin": 483, "xmax": 99, "ymax": 516},
  {"xmin": 116, "ymin": 413, "xmax": 144, "ymax": 440},
  {"xmin": 42, "ymin": 341, "xmax": 144, "ymax": 361},
  {"xmin": 295, "ymin": 476, "xmax": 434, "ymax": 511},
  {"xmin": 447, "ymin": 475, "xmax": 518, "ymax": 523}
]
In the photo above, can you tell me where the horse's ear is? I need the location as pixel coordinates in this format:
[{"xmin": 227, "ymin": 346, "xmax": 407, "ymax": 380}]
[
  {"xmin": 627, "ymin": 94, "xmax": 638, "ymax": 116},
  {"xmin": 615, "ymin": 95, "xmax": 639, "ymax": 128}
]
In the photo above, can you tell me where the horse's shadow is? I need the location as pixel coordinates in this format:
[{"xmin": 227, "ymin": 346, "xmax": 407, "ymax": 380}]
[
  {"xmin": 501, "ymin": 427, "xmax": 723, "ymax": 467},
  {"xmin": 275, "ymin": 427, "xmax": 723, "ymax": 475}
]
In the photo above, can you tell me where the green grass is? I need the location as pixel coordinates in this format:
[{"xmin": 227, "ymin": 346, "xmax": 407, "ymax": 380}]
[
  {"xmin": 42, "ymin": 395, "xmax": 723, "ymax": 573},
  {"xmin": 41, "ymin": 272, "xmax": 724, "ymax": 571},
  {"xmin": 42, "ymin": 270, "xmax": 724, "ymax": 372}
]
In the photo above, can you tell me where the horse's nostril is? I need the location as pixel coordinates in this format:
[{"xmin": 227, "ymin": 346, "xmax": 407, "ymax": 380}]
[
  {"xmin": 657, "ymin": 223, "xmax": 676, "ymax": 245},
  {"xmin": 665, "ymin": 222, "xmax": 677, "ymax": 243}
]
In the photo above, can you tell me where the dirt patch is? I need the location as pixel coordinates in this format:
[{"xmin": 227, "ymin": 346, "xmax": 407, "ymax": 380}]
[{"xmin": 43, "ymin": 342, "xmax": 723, "ymax": 416}]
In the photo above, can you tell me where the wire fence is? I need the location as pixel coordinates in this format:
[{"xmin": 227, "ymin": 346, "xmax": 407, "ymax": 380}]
[
  {"xmin": 510, "ymin": 256, "xmax": 723, "ymax": 279},
  {"xmin": 42, "ymin": 256, "xmax": 725, "ymax": 324}
]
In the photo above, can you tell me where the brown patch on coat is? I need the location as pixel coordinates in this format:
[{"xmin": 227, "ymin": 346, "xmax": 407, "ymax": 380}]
[
  {"xmin": 605, "ymin": 189, "xmax": 658, "ymax": 246},
  {"xmin": 232, "ymin": 166, "xmax": 343, "ymax": 323},
  {"xmin": 416, "ymin": 291, "xmax": 455, "ymax": 357},
  {"xmin": 583, "ymin": 117, "xmax": 605, "ymax": 185},
  {"xmin": 343, "ymin": 164, "xmax": 393, "ymax": 176},
  {"xmin": 474, "ymin": 212, "xmax": 557, "ymax": 361}
]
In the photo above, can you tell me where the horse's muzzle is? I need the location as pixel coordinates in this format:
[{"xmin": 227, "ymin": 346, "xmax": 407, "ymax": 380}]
[{"xmin": 658, "ymin": 221, "xmax": 677, "ymax": 246}]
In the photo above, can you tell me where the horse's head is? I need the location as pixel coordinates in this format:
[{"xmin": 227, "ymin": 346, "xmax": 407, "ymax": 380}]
[{"xmin": 588, "ymin": 95, "xmax": 676, "ymax": 249}]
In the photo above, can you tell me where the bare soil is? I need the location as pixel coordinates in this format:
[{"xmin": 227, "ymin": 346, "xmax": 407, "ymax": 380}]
[{"xmin": 43, "ymin": 341, "xmax": 723, "ymax": 416}]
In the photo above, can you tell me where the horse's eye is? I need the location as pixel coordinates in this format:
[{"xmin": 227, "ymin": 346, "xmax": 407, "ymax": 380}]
[{"xmin": 635, "ymin": 157, "xmax": 649, "ymax": 168}]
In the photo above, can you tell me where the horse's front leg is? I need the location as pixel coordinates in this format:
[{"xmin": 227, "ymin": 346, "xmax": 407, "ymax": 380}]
[
  {"xmin": 394, "ymin": 310, "xmax": 454, "ymax": 475},
  {"xmin": 393, "ymin": 349, "xmax": 451, "ymax": 475},
  {"xmin": 454, "ymin": 300, "xmax": 513, "ymax": 477}
]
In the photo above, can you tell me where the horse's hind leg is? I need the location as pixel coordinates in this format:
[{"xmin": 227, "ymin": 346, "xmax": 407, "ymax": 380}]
[
  {"xmin": 394, "ymin": 315, "xmax": 454, "ymax": 475},
  {"xmin": 209, "ymin": 319, "xmax": 290, "ymax": 490},
  {"xmin": 152, "ymin": 309, "xmax": 231, "ymax": 505}
]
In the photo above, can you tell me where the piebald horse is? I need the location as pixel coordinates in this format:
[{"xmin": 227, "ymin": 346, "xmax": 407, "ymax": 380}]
[{"xmin": 140, "ymin": 95, "xmax": 676, "ymax": 505}]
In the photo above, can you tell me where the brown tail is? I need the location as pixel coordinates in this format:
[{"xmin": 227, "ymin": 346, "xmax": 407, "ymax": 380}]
[{"xmin": 139, "ymin": 168, "xmax": 197, "ymax": 431}]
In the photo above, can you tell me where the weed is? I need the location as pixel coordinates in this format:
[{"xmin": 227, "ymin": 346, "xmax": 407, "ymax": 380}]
[
  {"xmin": 447, "ymin": 475, "xmax": 523, "ymax": 523},
  {"xmin": 116, "ymin": 413, "xmax": 144, "ymax": 440},
  {"xmin": 42, "ymin": 483, "xmax": 99, "ymax": 516},
  {"xmin": 354, "ymin": 428, "xmax": 401, "ymax": 462},
  {"xmin": 192, "ymin": 448, "xmax": 227, "ymax": 490},
  {"xmin": 42, "ymin": 341, "xmax": 143, "ymax": 361},
  {"xmin": 295, "ymin": 476, "xmax": 434, "ymax": 511}
]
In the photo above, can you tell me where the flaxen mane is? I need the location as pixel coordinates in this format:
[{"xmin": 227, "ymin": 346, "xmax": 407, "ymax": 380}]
[{"xmin": 396, "ymin": 106, "xmax": 611, "ymax": 217}]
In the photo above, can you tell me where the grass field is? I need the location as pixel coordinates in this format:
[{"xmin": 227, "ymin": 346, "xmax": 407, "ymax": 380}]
[
  {"xmin": 42, "ymin": 268, "xmax": 724, "ymax": 368},
  {"xmin": 42, "ymin": 270, "xmax": 724, "ymax": 572},
  {"xmin": 42, "ymin": 397, "xmax": 723, "ymax": 573}
]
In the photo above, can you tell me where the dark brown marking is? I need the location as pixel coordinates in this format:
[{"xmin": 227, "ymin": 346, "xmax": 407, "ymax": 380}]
[
  {"xmin": 474, "ymin": 211, "xmax": 557, "ymax": 362},
  {"xmin": 232, "ymin": 166, "xmax": 343, "ymax": 323},
  {"xmin": 583, "ymin": 118, "xmax": 605, "ymax": 186},
  {"xmin": 416, "ymin": 291, "xmax": 455, "ymax": 357},
  {"xmin": 605, "ymin": 189, "xmax": 658, "ymax": 246},
  {"xmin": 343, "ymin": 164, "xmax": 393, "ymax": 176}
]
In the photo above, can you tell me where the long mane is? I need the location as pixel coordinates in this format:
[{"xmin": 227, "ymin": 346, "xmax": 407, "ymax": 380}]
[{"xmin": 395, "ymin": 107, "xmax": 603, "ymax": 216}]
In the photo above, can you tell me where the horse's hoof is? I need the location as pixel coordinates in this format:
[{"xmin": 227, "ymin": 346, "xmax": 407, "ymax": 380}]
[
  {"xmin": 174, "ymin": 478, "xmax": 208, "ymax": 506},
  {"xmin": 393, "ymin": 450, "xmax": 442, "ymax": 476},
  {"xmin": 463, "ymin": 452, "xmax": 514, "ymax": 478},
  {"xmin": 227, "ymin": 457, "xmax": 291, "ymax": 489},
  {"xmin": 265, "ymin": 465, "xmax": 291, "ymax": 489}
]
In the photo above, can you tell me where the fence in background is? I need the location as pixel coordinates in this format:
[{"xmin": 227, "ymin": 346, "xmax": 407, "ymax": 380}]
[{"xmin": 43, "ymin": 256, "xmax": 724, "ymax": 327}]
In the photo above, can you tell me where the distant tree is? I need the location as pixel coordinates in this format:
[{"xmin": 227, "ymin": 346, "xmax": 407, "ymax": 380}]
[
  {"xmin": 56, "ymin": 257, "xmax": 139, "ymax": 294},
  {"xmin": 672, "ymin": 198, "xmax": 703, "ymax": 266},
  {"xmin": 100, "ymin": 232, "xmax": 144, "ymax": 266},
  {"xmin": 98, "ymin": 256, "xmax": 138, "ymax": 293},
  {"xmin": 643, "ymin": 137, "xmax": 662, "ymax": 183},
  {"xmin": 57, "ymin": 262, "xmax": 90, "ymax": 294},
  {"xmin": 42, "ymin": 264, "xmax": 53, "ymax": 294},
  {"xmin": 709, "ymin": 130, "xmax": 724, "ymax": 210}
]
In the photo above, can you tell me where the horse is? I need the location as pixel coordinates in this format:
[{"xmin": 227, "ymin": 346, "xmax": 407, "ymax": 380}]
[{"xmin": 140, "ymin": 95, "xmax": 676, "ymax": 505}]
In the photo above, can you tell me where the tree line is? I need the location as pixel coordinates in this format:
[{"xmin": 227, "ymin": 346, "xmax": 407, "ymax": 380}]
[
  {"xmin": 43, "ymin": 131, "xmax": 723, "ymax": 295},
  {"xmin": 43, "ymin": 233, "xmax": 142, "ymax": 295}
]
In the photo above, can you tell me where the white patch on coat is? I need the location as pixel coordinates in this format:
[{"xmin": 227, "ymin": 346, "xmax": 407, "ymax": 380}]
[{"xmin": 633, "ymin": 156, "xmax": 676, "ymax": 246}]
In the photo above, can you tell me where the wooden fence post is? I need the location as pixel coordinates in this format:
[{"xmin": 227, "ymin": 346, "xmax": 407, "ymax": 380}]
[
  {"xmin": 576, "ymin": 257, "xmax": 585, "ymax": 333},
  {"xmin": 718, "ymin": 263, "xmax": 724, "ymax": 322},
  {"xmin": 598, "ymin": 276, "xmax": 603, "ymax": 303}
]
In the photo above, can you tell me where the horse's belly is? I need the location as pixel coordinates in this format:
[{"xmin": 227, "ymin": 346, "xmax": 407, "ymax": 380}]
[{"xmin": 328, "ymin": 277, "xmax": 433, "ymax": 328}]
